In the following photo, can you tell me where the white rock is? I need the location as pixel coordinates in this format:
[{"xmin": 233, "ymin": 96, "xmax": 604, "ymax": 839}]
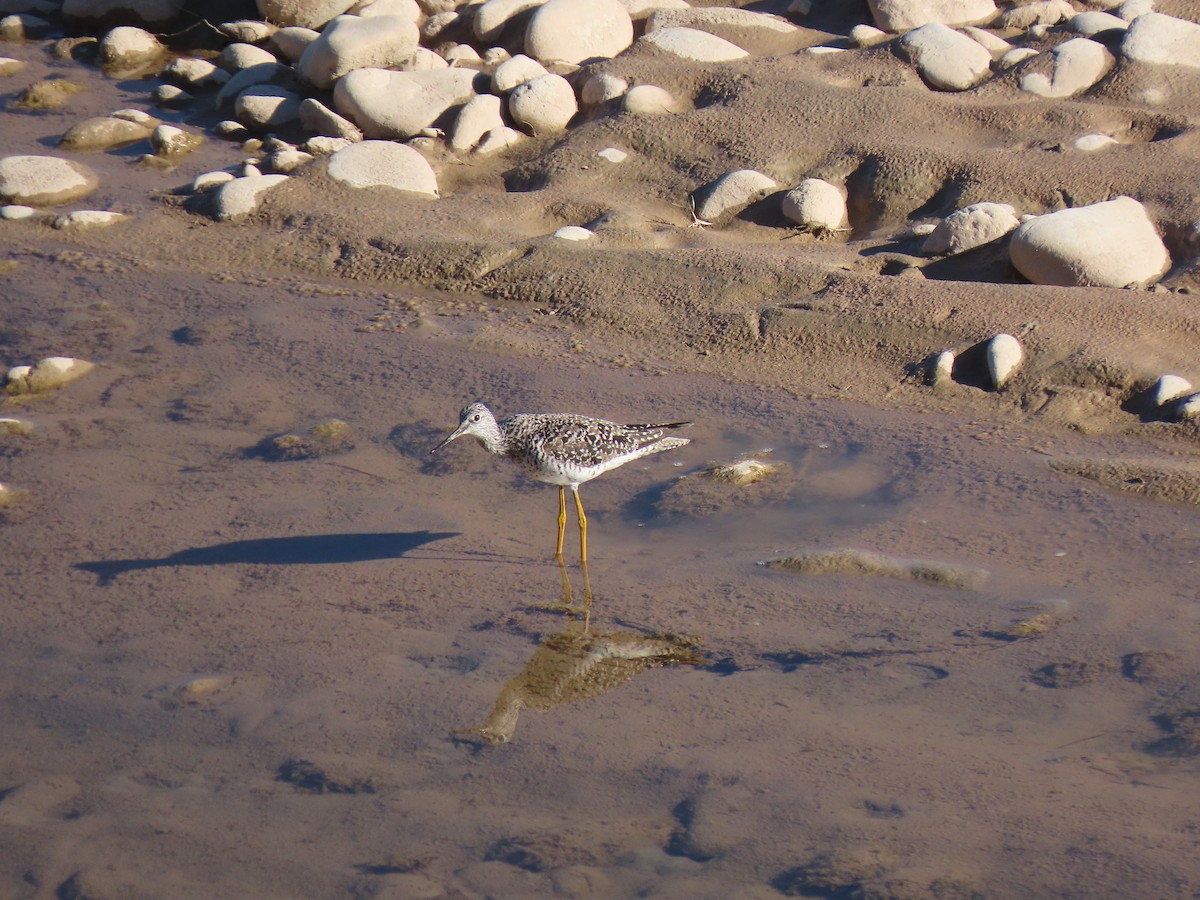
[
  {"xmin": 525, "ymin": 0, "xmax": 633, "ymax": 64},
  {"xmin": 222, "ymin": 42, "xmax": 278, "ymax": 71},
  {"xmin": 998, "ymin": 0, "xmax": 1075, "ymax": 29},
  {"xmin": 960, "ymin": 26, "xmax": 1010, "ymax": 53},
  {"xmin": 333, "ymin": 67, "xmax": 477, "ymax": 139},
  {"xmin": 922, "ymin": 202, "xmax": 1019, "ymax": 255},
  {"xmin": 59, "ymin": 115, "xmax": 155, "ymax": 152},
  {"xmin": 242, "ymin": 163, "xmax": 263, "ymax": 177},
  {"xmin": 508, "ymin": 72, "xmax": 577, "ymax": 135},
  {"xmin": 900, "ymin": 22, "xmax": 993, "ymax": 91},
  {"xmin": 213, "ymin": 120, "xmax": 250, "ymax": 139},
  {"xmin": 930, "ymin": 349, "xmax": 955, "ymax": 385},
  {"xmin": 326, "ymin": 140, "xmax": 438, "ymax": 196},
  {"xmin": 53, "ymin": 210, "xmax": 129, "ymax": 229},
  {"xmin": 5, "ymin": 356, "xmax": 94, "ymax": 394},
  {"xmin": 850, "ymin": 24, "xmax": 889, "ymax": 47},
  {"xmin": 192, "ymin": 170, "xmax": 236, "ymax": 191},
  {"xmin": 1117, "ymin": 0, "xmax": 1153, "ymax": 22},
  {"xmin": 298, "ymin": 14, "xmax": 420, "ymax": 89},
  {"xmin": 0, "ymin": 155, "xmax": 97, "ymax": 206},
  {"xmin": 1020, "ymin": 38, "xmax": 1114, "ymax": 98},
  {"xmin": 235, "ymin": 85, "xmax": 303, "ymax": 130},
  {"xmin": 215, "ymin": 63, "xmax": 291, "ymax": 107},
  {"xmin": 474, "ymin": 0, "xmax": 544, "ymax": 42},
  {"xmin": 806, "ymin": 46, "xmax": 846, "ymax": 55},
  {"xmin": 450, "ymin": 93, "xmax": 504, "ymax": 151},
  {"xmin": 622, "ymin": 84, "xmax": 676, "ymax": 114},
  {"xmin": 299, "ymin": 97, "xmax": 364, "ymax": 140},
  {"xmin": 482, "ymin": 47, "xmax": 511, "ymax": 66},
  {"xmin": 645, "ymin": 6, "xmax": 800, "ymax": 44},
  {"xmin": 597, "ymin": 147, "xmax": 627, "ymax": 163},
  {"xmin": 1122, "ymin": 12, "xmax": 1200, "ymax": 69},
  {"xmin": 1071, "ymin": 11, "xmax": 1127, "ymax": 35},
  {"xmin": 443, "ymin": 44, "xmax": 481, "ymax": 65},
  {"xmin": 303, "ymin": 136, "xmax": 354, "ymax": 155},
  {"xmin": 476, "ymin": 125, "xmax": 525, "ymax": 154},
  {"xmin": 352, "ymin": 0, "xmax": 420, "ymax": 18},
  {"xmin": 998, "ymin": 46, "xmax": 1039, "ymax": 68},
  {"xmin": 639, "ymin": 26, "xmax": 748, "ymax": 61},
  {"xmin": 781, "ymin": 178, "xmax": 848, "ymax": 232},
  {"xmin": 621, "ymin": 0, "xmax": 688, "ymax": 19},
  {"xmin": 0, "ymin": 57, "xmax": 27, "ymax": 76},
  {"xmin": 986, "ymin": 333, "xmax": 1023, "ymax": 390},
  {"xmin": 581, "ymin": 72, "xmax": 628, "ymax": 105},
  {"xmin": 694, "ymin": 169, "xmax": 777, "ymax": 224},
  {"xmin": 868, "ymin": 0, "xmax": 997, "ymax": 32},
  {"xmin": 0, "ymin": 204, "xmax": 36, "ymax": 219},
  {"xmin": 219, "ymin": 19, "xmax": 278, "ymax": 43},
  {"xmin": 1009, "ymin": 197, "xmax": 1171, "ymax": 288},
  {"xmin": 408, "ymin": 47, "xmax": 450, "ymax": 70},
  {"xmin": 213, "ymin": 174, "xmax": 289, "ymax": 221},
  {"xmin": 265, "ymin": 147, "xmax": 313, "ymax": 173},
  {"xmin": 151, "ymin": 124, "xmax": 204, "ymax": 157},
  {"xmin": 97, "ymin": 25, "xmax": 163, "ymax": 68},
  {"xmin": 1074, "ymin": 133, "xmax": 1118, "ymax": 151},
  {"xmin": 255, "ymin": 0, "xmax": 356, "ymax": 29},
  {"xmin": 1173, "ymin": 392, "xmax": 1200, "ymax": 420},
  {"xmin": 271, "ymin": 25, "xmax": 320, "ymax": 62},
  {"xmin": 1152, "ymin": 374, "xmax": 1192, "ymax": 408},
  {"xmin": 422, "ymin": 10, "xmax": 458, "ymax": 41},
  {"xmin": 0, "ymin": 417, "xmax": 33, "ymax": 434},
  {"xmin": 553, "ymin": 225, "xmax": 592, "ymax": 240},
  {"xmin": 163, "ymin": 56, "xmax": 227, "ymax": 88}
]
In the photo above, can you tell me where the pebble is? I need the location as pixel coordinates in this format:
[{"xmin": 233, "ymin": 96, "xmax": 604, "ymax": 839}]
[
  {"xmin": 0, "ymin": 417, "xmax": 33, "ymax": 435},
  {"xmin": 303, "ymin": 135, "xmax": 354, "ymax": 155},
  {"xmin": 219, "ymin": 19, "xmax": 278, "ymax": 43},
  {"xmin": 867, "ymin": 0, "xmax": 997, "ymax": 32},
  {"xmin": 922, "ymin": 202, "xmax": 1019, "ymax": 255},
  {"xmin": 1152, "ymin": 374, "xmax": 1192, "ymax": 408},
  {"xmin": 59, "ymin": 115, "xmax": 155, "ymax": 151},
  {"xmin": 1074, "ymin": 133, "xmax": 1117, "ymax": 152},
  {"xmin": 0, "ymin": 155, "xmax": 98, "ymax": 206},
  {"xmin": 0, "ymin": 57, "xmax": 26, "ymax": 76},
  {"xmin": 326, "ymin": 140, "xmax": 438, "ymax": 196},
  {"xmin": 354, "ymin": 0, "xmax": 420, "ymax": 19},
  {"xmin": 929, "ymin": 349, "xmax": 955, "ymax": 386},
  {"xmin": 53, "ymin": 210, "xmax": 128, "ymax": 229},
  {"xmin": 421, "ymin": 10, "xmax": 457, "ymax": 42},
  {"xmin": 1009, "ymin": 196, "xmax": 1171, "ymax": 288},
  {"xmin": 780, "ymin": 178, "xmax": 848, "ymax": 233},
  {"xmin": 1071, "ymin": 11, "xmax": 1127, "ymax": 35},
  {"xmin": 998, "ymin": 47, "xmax": 1039, "ymax": 68},
  {"xmin": 597, "ymin": 147, "xmax": 626, "ymax": 163},
  {"xmin": 442, "ymin": 43, "xmax": 481, "ymax": 65},
  {"xmin": 960, "ymin": 26, "xmax": 1010, "ymax": 54},
  {"xmin": 850, "ymin": 24, "xmax": 889, "ymax": 47},
  {"xmin": 1172, "ymin": 393, "xmax": 1200, "ymax": 420},
  {"xmin": 899, "ymin": 22, "xmax": 993, "ymax": 91},
  {"xmin": 256, "ymin": 0, "xmax": 356, "ymax": 30},
  {"xmin": 333, "ymin": 66, "xmax": 477, "ymax": 139},
  {"xmin": 986, "ymin": 333, "xmax": 1023, "ymax": 390},
  {"xmin": 525, "ymin": 0, "xmax": 633, "ymax": 65},
  {"xmin": 553, "ymin": 225, "xmax": 592, "ymax": 240},
  {"xmin": 622, "ymin": 84, "xmax": 675, "ymax": 114},
  {"xmin": 1020, "ymin": 38, "xmax": 1114, "ymax": 98},
  {"xmin": 152, "ymin": 84, "xmax": 190, "ymax": 106},
  {"xmin": 0, "ymin": 204, "xmax": 36, "ymax": 219},
  {"xmin": 5, "ymin": 356, "xmax": 95, "ymax": 394},
  {"xmin": 151, "ymin": 124, "xmax": 204, "ymax": 157},
  {"xmin": 215, "ymin": 63, "xmax": 295, "ymax": 107},
  {"xmin": 475, "ymin": 125, "xmax": 524, "ymax": 154},
  {"xmin": 0, "ymin": 13, "xmax": 51, "ymax": 40},
  {"xmin": 297, "ymin": 13, "xmax": 419, "ymax": 90},
  {"xmin": 1121, "ymin": 12, "xmax": 1200, "ymax": 69},
  {"xmin": 213, "ymin": 173, "xmax": 289, "ymax": 221},
  {"xmin": 473, "ymin": 0, "xmax": 540, "ymax": 41},
  {"xmin": 222, "ymin": 42, "xmax": 278, "ymax": 72},
  {"xmin": 693, "ymin": 169, "xmax": 777, "ymax": 224},
  {"xmin": 162, "ymin": 56, "xmax": 228, "ymax": 88},
  {"xmin": 96, "ymin": 25, "xmax": 163, "ymax": 69},
  {"xmin": 646, "ymin": 7, "xmax": 801, "ymax": 44},
  {"xmin": 998, "ymin": 0, "xmax": 1075, "ymax": 29},
  {"xmin": 580, "ymin": 72, "xmax": 628, "ymax": 106},
  {"xmin": 450, "ymin": 93, "xmax": 504, "ymax": 151},
  {"xmin": 299, "ymin": 97, "xmax": 363, "ymax": 140},
  {"xmin": 192, "ymin": 170, "xmax": 236, "ymax": 191},
  {"xmin": 508, "ymin": 73, "xmax": 577, "ymax": 136},
  {"xmin": 1117, "ymin": 0, "xmax": 1153, "ymax": 22},
  {"xmin": 265, "ymin": 147, "xmax": 313, "ymax": 173},
  {"xmin": 235, "ymin": 85, "xmax": 303, "ymax": 130},
  {"xmin": 639, "ymin": 26, "xmax": 749, "ymax": 62},
  {"xmin": 271, "ymin": 26, "xmax": 320, "ymax": 62}
]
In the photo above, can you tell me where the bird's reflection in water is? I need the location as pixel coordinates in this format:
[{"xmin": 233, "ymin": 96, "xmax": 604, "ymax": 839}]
[{"xmin": 458, "ymin": 562, "xmax": 704, "ymax": 745}]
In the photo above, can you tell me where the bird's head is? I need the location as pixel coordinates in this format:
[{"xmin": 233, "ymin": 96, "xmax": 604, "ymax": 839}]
[{"xmin": 431, "ymin": 401, "xmax": 497, "ymax": 453}]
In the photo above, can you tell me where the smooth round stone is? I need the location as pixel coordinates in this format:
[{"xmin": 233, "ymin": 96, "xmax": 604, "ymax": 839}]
[
  {"xmin": 492, "ymin": 54, "xmax": 549, "ymax": 93},
  {"xmin": 1117, "ymin": 0, "xmax": 1153, "ymax": 22},
  {"xmin": 326, "ymin": 140, "xmax": 438, "ymax": 196},
  {"xmin": 450, "ymin": 93, "xmax": 504, "ymax": 151},
  {"xmin": 235, "ymin": 86, "xmax": 302, "ymax": 129},
  {"xmin": 354, "ymin": 0, "xmax": 420, "ymax": 18},
  {"xmin": 266, "ymin": 148, "xmax": 314, "ymax": 173},
  {"xmin": 508, "ymin": 73, "xmax": 577, "ymax": 135},
  {"xmin": 1071, "ymin": 11, "xmax": 1127, "ymax": 35},
  {"xmin": 986, "ymin": 333, "xmax": 1023, "ymax": 390},
  {"xmin": 219, "ymin": 19, "xmax": 278, "ymax": 42},
  {"xmin": 867, "ymin": 0, "xmax": 996, "ymax": 31},
  {"xmin": 53, "ymin": 210, "xmax": 129, "ymax": 229},
  {"xmin": 781, "ymin": 178, "xmax": 847, "ymax": 232},
  {"xmin": 899, "ymin": 22, "xmax": 993, "ymax": 91},
  {"xmin": 961, "ymin": 26, "xmax": 1010, "ymax": 53},
  {"xmin": 213, "ymin": 174, "xmax": 289, "ymax": 221},
  {"xmin": 0, "ymin": 205, "xmax": 36, "ymax": 219},
  {"xmin": 303, "ymin": 136, "xmax": 354, "ymax": 155},
  {"xmin": 1152, "ymin": 374, "xmax": 1192, "ymax": 408},
  {"xmin": 59, "ymin": 115, "xmax": 155, "ymax": 151},
  {"xmin": 525, "ymin": 0, "xmax": 633, "ymax": 65},
  {"xmin": 1173, "ymin": 393, "xmax": 1200, "ymax": 420},
  {"xmin": 474, "ymin": 0, "xmax": 543, "ymax": 42},
  {"xmin": 1074, "ymin": 133, "xmax": 1118, "ymax": 152},
  {"xmin": 622, "ymin": 84, "xmax": 675, "ymax": 114},
  {"xmin": 192, "ymin": 171, "xmax": 236, "ymax": 191},
  {"xmin": 850, "ymin": 24, "xmax": 889, "ymax": 47},
  {"xmin": 421, "ymin": 10, "xmax": 458, "ymax": 40},
  {"xmin": 930, "ymin": 349, "xmax": 955, "ymax": 386},
  {"xmin": 597, "ymin": 147, "xmax": 627, "ymax": 163},
  {"xmin": 151, "ymin": 124, "xmax": 204, "ymax": 157},
  {"xmin": 271, "ymin": 26, "xmax": 320, "ymax": 62},
  {"xmin": 0, "ymin": 57, "xmax": 27, "ymax": 76},
  {"xmin": 1010, "ymin": 197, "xmax": 1171, "ymax": 288},
  {"xmin": 694, "ymin": 169, "xmax": 777, "ymax": 223},
  {"xmin": 298, "ymin": 14, "xmax": 419, "ymax": 90},
  {"xmin": 255, "ymin": 0, "xmax": 356, "ymax": 29},
  {"xmin": 1020, "ymin": 38, "xmax": 1114, "ymax": 98},
  {"xmin": 0, "ymin": 155, "xmax": 97, "ymax": 206},
  {"xmin": 998, "ymin": 47, "xmax": 1039, "ymax": 68},
  {"xmin": 553, "ymin": 225, "xmax": 592, "ymax": 240},
  {"xmin": 922, "ymin": 202, "xmax": 1019, "ymax": 255},
  {"xmin": 998, "ymin": 0, "xmax": 1075, "ymax": 29},
  {"xmin": 580, "ymin": 72, "xmax": 628, "ymax": 105},
  {"xmin": 639, "ymin": 26, "xmax": 748, "ymax": 61},
  {"xmin": 333, "ymin": 67, "xmax": 477, "ymax": 140},
  {"xmin": 5, "ymin": 356, "xmax": 94, "ymax": 394},
  {"xmin": 163, "ymin": 57, "xmax": 227, "ymax": 87},
  {"xmin": 476, "ymin": 126, "xmax": 524, "ymax": 155},
  {"xmin": 1121, "ymin": 12, "xmax": 1200, "ymax": 69},
  {"xmin": 216, "ymin": 63, "xmax": 293, "ymax": 107},
  {"xmin": 153, "ymin": 84, "xmax": 190, "ymax": 106},
  {"xmin": 221, "ymin": 42, "xmax": 278, "ymax": 71},
  {"xmin": 299, "ymin": 98, "xmax": 363, "ymax": 140},
  {"xmin": 97, "ymin": 25, "xmax": 163, "ymax": 68}
]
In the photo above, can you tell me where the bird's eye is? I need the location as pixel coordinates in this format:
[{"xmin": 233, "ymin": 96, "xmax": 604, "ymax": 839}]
[{"xmin": 471, "ymin": 414, "xmax": 481, "ymax": 422}]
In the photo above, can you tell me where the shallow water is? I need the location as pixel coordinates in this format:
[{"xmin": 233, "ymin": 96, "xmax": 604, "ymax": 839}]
[{"xmin": 2, "ymin": 250, "xmax": 1199, "ymax": 898}]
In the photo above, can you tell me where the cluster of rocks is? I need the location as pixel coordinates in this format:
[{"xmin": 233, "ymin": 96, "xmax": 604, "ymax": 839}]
[
  {"xmin": 4, "ymin": 355, "xmax": 94, "ymax": 395},
  {"xmin": 926, "ymin": 332, "xmax": 1024, "ymax": 392}
]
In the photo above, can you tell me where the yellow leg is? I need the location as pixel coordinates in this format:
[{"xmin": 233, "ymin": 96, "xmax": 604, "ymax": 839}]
[
  {"xmin": 555, "ymin": 486, "xmax": 567, "ymax": 559},
  {"xmin": 572, "ymin": 486, "xmax": 588, "ymax": 563}
]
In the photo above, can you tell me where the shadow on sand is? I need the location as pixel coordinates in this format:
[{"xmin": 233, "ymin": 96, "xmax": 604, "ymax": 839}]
[{"xmin": 75, "ymin": 530, "xmax": 459, "ymax": 585}]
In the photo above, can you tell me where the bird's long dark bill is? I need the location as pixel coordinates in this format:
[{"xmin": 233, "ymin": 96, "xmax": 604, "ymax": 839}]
[{"xmin": 430, "ymin": 426, "xmax": 466, "ymax": 453}]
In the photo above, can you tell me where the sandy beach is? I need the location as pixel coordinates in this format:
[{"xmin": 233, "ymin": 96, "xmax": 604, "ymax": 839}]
[{"xmin": 2, "ymin": 1, "xmax": 1199, "ymax": 897}]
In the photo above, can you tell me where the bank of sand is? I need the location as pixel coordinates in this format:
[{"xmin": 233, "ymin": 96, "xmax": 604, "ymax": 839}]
[{"xmin": 1, "ymin": 6, "xmax": 1200, "ymax": 898}]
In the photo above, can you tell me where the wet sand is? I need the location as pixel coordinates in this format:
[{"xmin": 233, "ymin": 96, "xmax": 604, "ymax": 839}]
[{"xmin": 2, "ymin": 12, "xmax": 1200, "ymax": 900}]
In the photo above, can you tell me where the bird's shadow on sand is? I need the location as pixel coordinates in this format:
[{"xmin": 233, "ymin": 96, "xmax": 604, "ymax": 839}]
[{"xmin": 75, "ymin": 531, "xmax": 459, "ymax": 585}]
